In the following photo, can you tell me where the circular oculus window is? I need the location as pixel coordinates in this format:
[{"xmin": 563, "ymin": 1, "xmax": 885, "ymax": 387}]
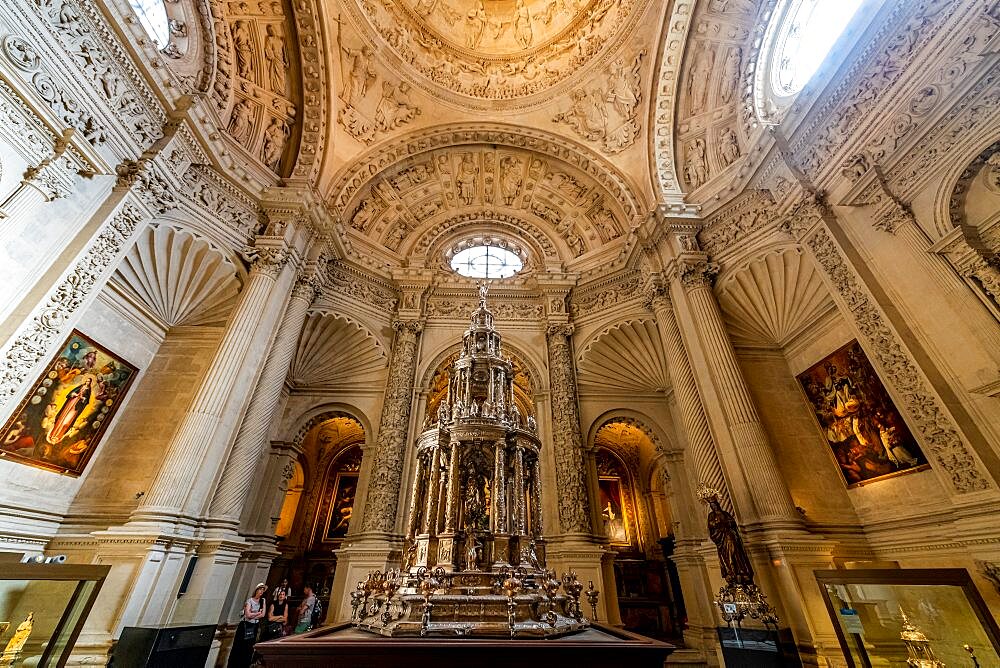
[
  {"xmin": 129, "ymin": 0, "xmax": 171, "ymax": 46},
  {"xmin": 450, "ymin": 244, "xmax": 524, "ymax": 279}
]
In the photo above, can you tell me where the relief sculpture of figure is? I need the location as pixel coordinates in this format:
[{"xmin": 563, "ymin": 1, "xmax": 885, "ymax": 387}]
[
  {"xmin": 227, "ymin": 100, "xmax": 254, "ymax": 146},
  {"xmin": 514, "ymin": 0, "xmax": 533, "ymax": 48},
  {"xmin": 263, "ymin": 25, "xmax": 289, "ymax": 95},
  {"xmin": 706, "ymin": 495, "xmax": 754, "ymax": 586},
  {"xmin": 466, "ymin": 1, "xmax": 487, "ymax": 48},
  {"xmin": 261, "ymin": 118, "xmax": 289, "ymax": 172},
  {"xmin": 456, "ymin": 153, "xmax": 478, "ymax": 205},
  {"xmin": 340, "ymin": 45, "xmax": 377, "ymax": 107},
  {"xmin": 232, "ymin": 20, "xmax": 254, "ymax": 79}
]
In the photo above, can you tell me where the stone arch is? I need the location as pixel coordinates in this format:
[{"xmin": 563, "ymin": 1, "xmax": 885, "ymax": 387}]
[
  {"xmin": 327, "ymin": 123, "xmax": 647, "ymax": 226},
  {"xmin": 288, "ymin": 404, "xmax": 373, "ymax": 450},
  {"xmin": 407, "ymin": 211, "xmax": 564, "ymax": 267},
  {"xmin": 586, "ymin": 409, "xmax": 674, "ymax": 458},
  {"xmin": 941, "ymin": 139, "xmax": 1000, "ymax": 260}
]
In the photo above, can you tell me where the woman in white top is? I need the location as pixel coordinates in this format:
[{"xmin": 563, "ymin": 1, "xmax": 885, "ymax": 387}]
[{"xmin": 227, "ymin": 583, "xmax": 267, "ymax": 667}]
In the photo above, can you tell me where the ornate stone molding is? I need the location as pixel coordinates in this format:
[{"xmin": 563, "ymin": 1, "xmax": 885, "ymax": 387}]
[
  {"xmin": 320, "ymin": 262, "xmax": 399, "ymax": 316},
  {"xmin": 359, "ymin": 319, "xmax": 422, "ymax": 534},
  {"xmin": 677, "ymin": 258, "xmax": 720, "ymax": 291},
  {"xmin": 328, "ymin": 124, "xmax": 643, "ymax": 224},
  {"xmin": 0, "ymin": 203, "xmax": 146, "ymax": 401},
  {"xmin": 544, "ymin": 323, "xmax": 591, "ymax": 534},
  {"xmin": 804, "ymin": 225, "xmax": 992, "ymax": 494},
  {"xmin": 242, "ymin": 246, "xmax": 292, "ymax": 279},
  {"xmin": 698, "ymin": 190, "xmax": 776, "ymax": 259},
  {"xmin": 570, "ymin": 272, "xmax": 644, "ymax": 318}
]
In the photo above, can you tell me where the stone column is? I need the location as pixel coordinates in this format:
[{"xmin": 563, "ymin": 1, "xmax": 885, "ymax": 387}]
[
  {"xmin": 207, "ymin": 268, "xmax": 322, "ymax": 527},
  {"xmin": 544, "ymin": 324, "xmax": 592, "ymax": 535},
  {"xmin": 512, "ymin": 446, "xmax": 526, "ymax": 535},
  {"xmin": 359, "ymin": 320, "xmax": 423, "ymax": 536},
  {"xmin": 132, "ymin": 243, "xmax": 292, "ymax": 523},
  {"xmin": 674, "ymin": 257, "xmax": 800, "ymax": 526},
  {"xmin": 421, "ymin": 447, "xmax": 442, "ymax": 535},
  {"xmin": 646, "ymin": 284, "xmax": 733, "ymax": 512}
]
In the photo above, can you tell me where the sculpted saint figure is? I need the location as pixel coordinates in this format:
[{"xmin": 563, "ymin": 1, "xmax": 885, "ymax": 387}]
[
  {"xmin": 232, "ymin": 21, "xmax": 254, "ymax": 78},
  {"xmin": 466, "ymin": 1, "xmax": 487, "ymax": 48},
  {"xmin": 558, "ymin": 89, "xmax": 606, "ymax": 139},
  {"xmin": 456, "ymin": 153, "xmax": 478, "ymax": 205},
  {"xmin": 718, "ymin": 127, "xmax": 741, "ymax": 167},
  {"xmin": 514, "ymin": 0, "xmax": 533, "ymax": 48},
  {"xmin": 261, "ymin": 118, "xmax": 289, "ymax": 172},
  {"xmin": 341, "ymin": 45, "xmax": 376, "ymax": 107},
  {"xmin": 3, "ymin": 612, "xmax": 33, "ymax": 658},
  {"xmin": 719, "ymin": 47, "xmax": 742, "ymax": 104},
  {"xmin": 706, "ymin": 495, "xmax": 754, "ymax": 586},
  {"xmin": 687, "ymin": 48, "xmax": 714, "ymax": 113},
  {"xmin": 685, "ymin": 138, "xmax": 708, "ymax": 189},
  {"xmin": 227, "ymin": 100, "xmax": 254, "ymax": 146},
  {"xmin": 607, "ymin": 58, "xmax": 639, "ymax": 118},
  {"xmin": 263, "ymin": 25, "xmax": 289, "ymax": 94},
  {"xmin": 499, "ymin": 156, "xmax": 522, "ymax": 205}
]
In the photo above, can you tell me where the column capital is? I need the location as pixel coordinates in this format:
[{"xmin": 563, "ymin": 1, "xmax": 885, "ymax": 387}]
[
  {"xmin": 778, "ymin": 192, "xmax": 830, "ymax": 240},
  {"xmin": 642, "ymin": 275, "xmax": 672, "ymax": 313},
  {"xmin": 392, "ymin": 318, "xmax": 425, "ymax": 336},
  {"xmin": 242, "ymin": 239, "xmax": 292, "ymax": 279},
  {"xmin": 545, "ymin": 322, "xmax": 574, "ymax": 339},
  {"xmin": 672, "ymin": 257, "xmax": 719, "ymax": 291}
]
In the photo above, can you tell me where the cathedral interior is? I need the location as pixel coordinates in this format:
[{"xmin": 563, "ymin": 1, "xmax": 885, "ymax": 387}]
[{"xmin": 0, "ymin": 0, "xmax": 999, "ymax": 665}]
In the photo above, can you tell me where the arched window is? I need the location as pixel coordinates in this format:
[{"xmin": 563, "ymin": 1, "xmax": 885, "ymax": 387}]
[
  {"xmin": 755, "ymin": 0, "xmax": 865, "ymax": 122},
  {"xmin": 450, "ymin": 244, "xmax": 523, "ymax": 279},
  {"xmin": 129, "ymin": 0, "xmax": 171, "ymax": 46}
]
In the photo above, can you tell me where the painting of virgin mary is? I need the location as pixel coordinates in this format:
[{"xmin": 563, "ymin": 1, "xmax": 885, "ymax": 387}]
[{"xmin": 0, "ymin": 331, "xmax": 138, "ymax": 475}]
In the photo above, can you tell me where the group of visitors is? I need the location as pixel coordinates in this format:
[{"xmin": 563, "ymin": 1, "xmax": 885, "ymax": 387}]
[{"xmin": 226, "ymin": 579, "xmax": 321, "ymax": 667}]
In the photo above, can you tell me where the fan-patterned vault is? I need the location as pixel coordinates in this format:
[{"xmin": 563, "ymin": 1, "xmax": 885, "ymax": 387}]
[
  {"xmin": 111, "ymin": 225, "xmax": 242, "ymax": 329},
  {"xmin": 577, "ymin": 319, "xmax": 669, "ymax": 394},
  {"xmin": 291, "ymin": 313, "xmax": 388, "ymax": 387}
]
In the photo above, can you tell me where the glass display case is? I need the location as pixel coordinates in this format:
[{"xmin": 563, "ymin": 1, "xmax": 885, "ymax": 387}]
[
  {"xmin": 0, "ymin": 562, "xmax": 110, "ymax": 667},
  {"xmin": 815, "ymin": 568, "xmax": 1000, "ymax": 667}
]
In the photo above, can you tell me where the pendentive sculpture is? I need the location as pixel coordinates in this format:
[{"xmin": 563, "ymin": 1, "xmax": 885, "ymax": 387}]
[{"xmin": 350, "ymin": 285, "xmax": 593, "ymax": 638}]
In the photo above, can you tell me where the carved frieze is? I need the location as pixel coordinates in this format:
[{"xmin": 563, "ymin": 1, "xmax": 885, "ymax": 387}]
[
  {"xmin": 570, "ymin": 273, "xmax": 643, "ymax": 318},
  {"xmin": 322, "ymin": 263, "xmax": 400, "ymax": 315},
  {"xmin": 697, "ymin": 190, "xmax": 776, "ymax": 258},
  {"xmin": 337, "ymin": 144, "xmax": 630, "ymax": 258}
]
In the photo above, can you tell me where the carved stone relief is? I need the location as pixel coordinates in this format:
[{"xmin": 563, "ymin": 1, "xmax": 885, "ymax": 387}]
[
  {"xmin": 341, "ymin": 0, "xmax": 652, "ymax": 106},
  {"xmin": 553, "ymin": 51, "xmax": 646, "ymax": 154},
  {"xmin": 338, "ymin": 145, "xmax": 629, "ymax": 258},
  {"xmin": 216, "ymin": 1, "xmax": 302, "ymax": 175}
]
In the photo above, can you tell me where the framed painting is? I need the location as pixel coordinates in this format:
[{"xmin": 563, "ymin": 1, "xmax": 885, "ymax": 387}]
[
  {"xmin": 323, "ymin": 472, "xmax": 357, "ymax": 541},
  {"xmin": 0, "ymin": 331, "xmax": 138, "ymax": 476},
  {"xmin": 797, "ymin": 340, "xmax": 928, "ymax": 488},
  {"xmin": 598, "ymin": 476, "xmax": 630, "ymax": 546}
]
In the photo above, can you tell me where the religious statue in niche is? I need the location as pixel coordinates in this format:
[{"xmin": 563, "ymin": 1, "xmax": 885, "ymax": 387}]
[
  {"xmin": 0, "ymin": 331, "xmax": 138, "ymax": 476},
  {"xmin": 797, "ymin": 340, "xmax": 928, "ymax": 487}
]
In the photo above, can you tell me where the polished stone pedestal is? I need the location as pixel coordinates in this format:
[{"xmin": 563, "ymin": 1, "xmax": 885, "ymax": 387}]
[{"xmin": 256, "ymin": 622, "xmax": 674, "ymax": 668}]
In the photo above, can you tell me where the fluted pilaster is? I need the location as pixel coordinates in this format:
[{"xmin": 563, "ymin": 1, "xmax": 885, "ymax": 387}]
[
  {"xmin": 545, "ymin": 323, "xmax": 591, "ymax": 534},
  {"xmin": 208, "ymin": 271, "xmax": 321, "ymax": 524},
  {"xmin": 360, "ymin": 320, "xmax": 423, "ymax": 534},
  {"xmin": 647, "ymin": 287, "xmax": 732, "ymax": 514},
  {"xmin": 135, "ymin": 246, "xmax": 291, "ymax": 518},
  {"xmin": 675, "ymin": 259, "xmax": 799, "ymax": 524}
]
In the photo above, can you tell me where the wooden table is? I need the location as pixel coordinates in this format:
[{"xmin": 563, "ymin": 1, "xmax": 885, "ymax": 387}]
[{"xmin": 256, "ymin": 622, "xmax": 675, "ymax": 668}]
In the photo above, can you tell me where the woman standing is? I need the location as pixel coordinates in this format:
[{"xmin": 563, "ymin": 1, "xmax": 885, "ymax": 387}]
[
  {"xmin": 263, "ymin": 589, "xmax": 289, "ymax": 640},
  {"xmin": 227, "ymin": 583, "xmax": 267, "ymax": 667}
]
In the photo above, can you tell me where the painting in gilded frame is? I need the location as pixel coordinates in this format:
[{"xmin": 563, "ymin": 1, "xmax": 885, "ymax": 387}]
[
  {"xmin": 598, "ymin": 476, "xmax": 630, "ymax": 546},
  {"xmin": 323, "ymin": 472, "xmax": 357, "ymax": 541},
  {"xmin": 0, "ymin": 331, "xmax": 138, "ymax": 476},
  {"xmin": 797, "ymin": 340, "xmax": 928, "ymax": 488}
]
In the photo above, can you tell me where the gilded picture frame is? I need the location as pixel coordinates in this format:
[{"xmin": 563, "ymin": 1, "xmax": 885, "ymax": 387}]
[
  {"xmin": 797, "ymin": 340, "xmax": 928, "ymax": 488},
  {"xmin": 323, "ymin": 471, "xmax": 357, "ymax": 542},
  {"xmin": 0, "ymin": 330, "xmax": 138, "ymax": 476}
]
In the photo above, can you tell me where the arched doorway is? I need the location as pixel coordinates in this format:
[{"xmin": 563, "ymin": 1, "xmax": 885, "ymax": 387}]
[
  {"xmin": 594, "ymin": 419, "xmax": 686, "ymax": 641},
  {"xmin": 267, "ymin": 414, "xmax": 365, "ymax": 614}
]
